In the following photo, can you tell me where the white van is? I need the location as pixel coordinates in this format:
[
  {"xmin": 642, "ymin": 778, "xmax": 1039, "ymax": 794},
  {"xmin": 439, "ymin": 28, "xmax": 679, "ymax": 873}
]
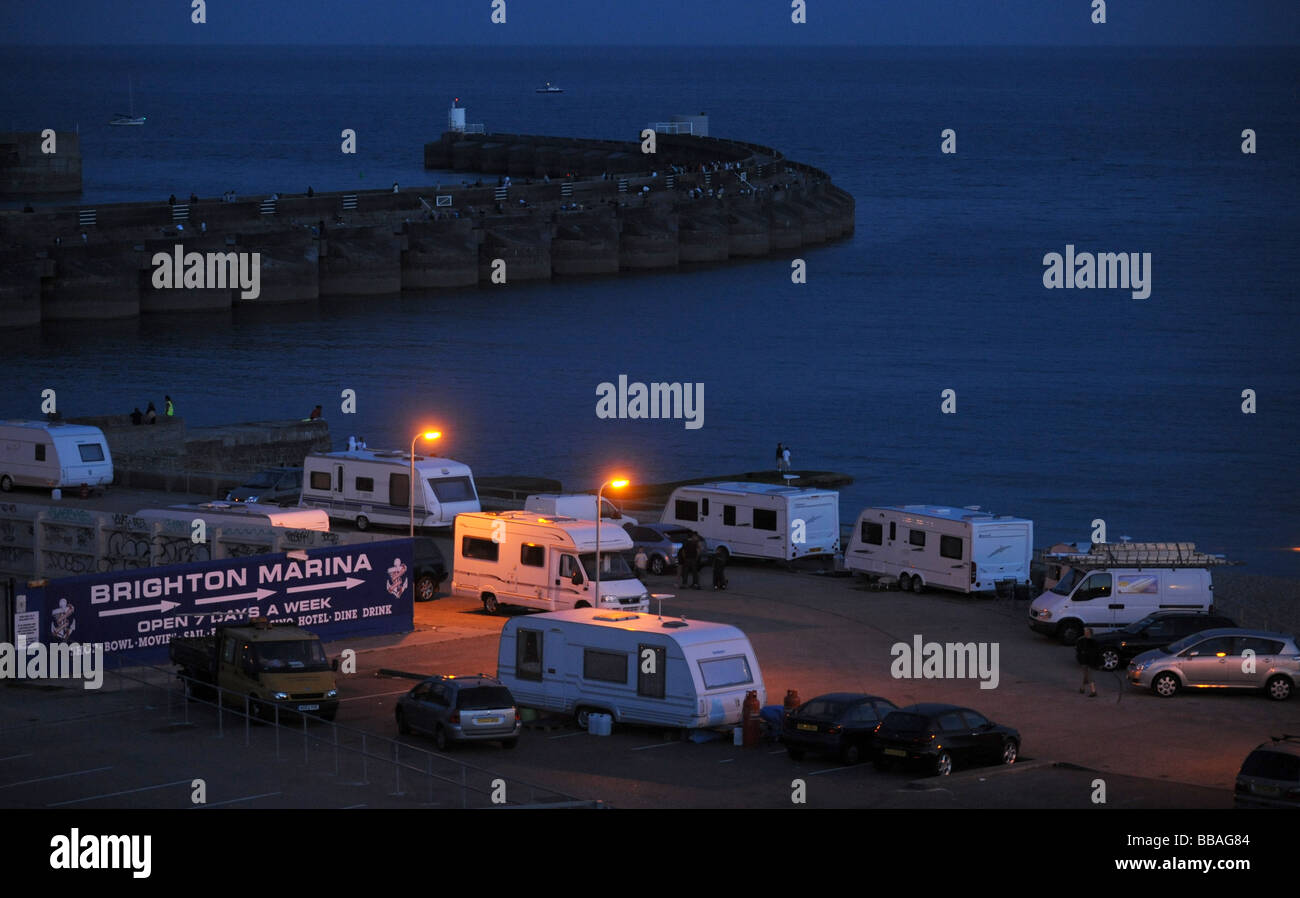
[
  {"xmin": 659, "ymin": 482, "xmax": 840, "ymax": 561},
  {"xmin": 1028, "ymin": 543, "xmax": 1229, "ymax": 644},
  {"xmin": 498, "ymin": 608, "xmax": 766, "ymax": 730},
  {"xmin": 0, "ymin": 420, "xmax": 113, "ymax": 492},
  {"xmin": 845, "ymin": 505, "xmax": 1033, "ymax": 594},
  {"xmin": 453, "ymin": 511, "xmax": 650, "ymax": 614},
  {"xmin": 135, "ymin": 502, "xmax": 330, "ymax": 532},
  {"xmin": 300, "ymin": 449, "xmax": 479, "ymax": 530},
  {"xmin": 524, "ymin": 493, "xmax": 638, "ymax": 527}
]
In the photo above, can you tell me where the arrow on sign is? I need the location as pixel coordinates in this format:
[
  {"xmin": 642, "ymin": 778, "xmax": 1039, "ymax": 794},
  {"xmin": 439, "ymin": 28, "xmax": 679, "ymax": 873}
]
[
  {"xmin": 194, "ymin": 588, "xmax": 278, "ymax": 606},
  {"xmin": 285, "ymin": 577, "xmax": 365, "ymax": 594},
  {"xmin": 99, "ymin": 600, "xmax": 181, "ymax": 618}
]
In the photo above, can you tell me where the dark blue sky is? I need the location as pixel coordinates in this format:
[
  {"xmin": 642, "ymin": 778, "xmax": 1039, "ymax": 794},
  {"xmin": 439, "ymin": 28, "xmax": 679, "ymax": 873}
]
[{"xmin": 3, "ymin": 0, "xmax": 1298, "ymax": 45}]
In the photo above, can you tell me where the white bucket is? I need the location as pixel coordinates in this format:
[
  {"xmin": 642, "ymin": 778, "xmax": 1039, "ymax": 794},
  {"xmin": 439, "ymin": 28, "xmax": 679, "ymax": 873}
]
[
  {"xmin": 51, "ymin": 488, "xmax": 62, "ymax": 500},
  {"xmin": 588, "ymin": 713, "xmax": 613, "ymax": 736},
  {"xmin": 733, "ymin": 726, "xmax": 743, "ymax": 746}
]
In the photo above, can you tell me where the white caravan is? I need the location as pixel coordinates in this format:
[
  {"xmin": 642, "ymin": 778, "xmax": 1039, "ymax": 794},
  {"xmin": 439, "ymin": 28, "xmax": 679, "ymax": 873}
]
[
  {"xmin": 524, "ymin": 493, "xmax": 639, "ymax": 527},
  {"xmin": 497, "ymin": 608, "xmax": 766, "ymax": 730},
  {"xmin": 453, "ymin": 511, "xmax": 651, "ymax": 614},
  {"xmin": 845, "ymin": 505, "xmax": 1033, "ymax": 594},
  {"xmin": 300, "ymin": 449, "xmax": 479, "ymax": 530},
  {"xmin": 658, "ymin": 482, "xmax": 840, "ymax": 561},
  {"xmin": 135, "ymin": 502, "xmax": 330, "ymax": 532},
  {"xmin": 1029, "ymin": 542, "xmax": 1228, "ymax": 644},
  {"xmin": 0, "ymin": 420, "xmax": 113, "ymax": 491}
]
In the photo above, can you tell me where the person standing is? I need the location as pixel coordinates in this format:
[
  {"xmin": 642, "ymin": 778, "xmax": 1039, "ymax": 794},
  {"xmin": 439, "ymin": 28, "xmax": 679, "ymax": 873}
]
[
  {"xmin": 775, "ymin": 443, "xmax": 785, "ymax": 472},
  {"xmin": 309, "ymin": 404, "xmax": 323, "ymax": 420},
  {"xmin": 144, "ymin": 402, "xmax": 157, "ymax": 424},
  {"xmin": 712, "ymin": 546, "xmax": 728, "ymax": 591},
  {"xmin": 130, "ymin": 407, "xmax": 143, "ymax": 426},
  {"xmin": 164, "ymin": 395, "xmax": 175, "ymax": 417}
]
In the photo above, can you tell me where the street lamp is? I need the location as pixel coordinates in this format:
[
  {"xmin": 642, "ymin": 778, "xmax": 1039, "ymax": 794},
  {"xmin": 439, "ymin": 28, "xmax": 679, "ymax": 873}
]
[
  {"xmin": 593, "ymin": 478, "xmax": 629, "ymax": 609},
  {"xmin": 409, "ymin": 430, "xmax": 441, "ymax": 536}
]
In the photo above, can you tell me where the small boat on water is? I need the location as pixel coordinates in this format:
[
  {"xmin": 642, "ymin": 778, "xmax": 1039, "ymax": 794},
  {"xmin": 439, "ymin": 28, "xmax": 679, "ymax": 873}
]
[
  {"xmin": 110, "ymin": 77, "xmax": 146, "ymax": 126},
  {"xmin": 535, "ymin": 82, "xmax": 563, "ymax": 94}
]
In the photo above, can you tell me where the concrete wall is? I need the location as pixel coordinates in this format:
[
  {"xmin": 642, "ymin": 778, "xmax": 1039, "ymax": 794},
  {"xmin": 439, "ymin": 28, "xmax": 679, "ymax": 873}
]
[{"xmin": 0, "ymin": 131, "xmax": 82, "ymax": 196}]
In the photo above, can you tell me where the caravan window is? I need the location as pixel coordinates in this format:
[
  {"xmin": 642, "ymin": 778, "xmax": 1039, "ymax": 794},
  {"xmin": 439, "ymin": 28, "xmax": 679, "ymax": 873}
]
[
  {"xmin": 462, "ymin": 536, "xmax": 499, "ymax": 562},
  {"xmin": 698, "ymin": 655, "xmax": 753, "ymax": 690},
  {"xmin": 908, "ymin": 529, "xmax": 926, "ymax": 548},
  {"xmin": 389, "ymin": 473, "xmax": 410, "ymax": 508},
  {"xmin": 309, "ymin": 471, "xmax": 331, "ymax": 490},
  {"xmin": 559, "ymin": 555, "xmax": 583, "ymax": 582},
  {"xmin": 520, "ymin": 544, "xmax": 544, "ymax": 567},
  {"xmin": 888, "ymin": 522, "xmax": 896, "ymax": 541},
  {"xmin": 35, "ymin": 444, "xmax": 46, "ymax": 462},
  {"xmin": 940, "ymin": 535, "xmax": 962, "ymax": 560},
  {"xmin": 723, "ymin": 505, "xmax": 736, "ymax": 526},
  {"xmin": 77, "ymin": 443, "xmax": 105, "ymax": 463},
  {"xmin": 675, "ymin": 499, "xmax": 698, "ymax": 522},
  {"xmin": 701, "ymin": 498, "xmax": 709, "ymax": 516},
  {"xmin": 583, "ymin": 649, "xmax": 628, "ymax": 684},
  {"xmin": 753, "ymin": 509, "xmax": 777, "ymax": 531},
  {"xmin": 516, "ymin": 629, "xmax": 543, "ymax": 680},
  {"xmin": 428, "ymin": 476, "xmax": 475, "ymax": 503},
  {"xmin": 861, "ymin": 521, "xmax": 883, "ymax": 546},
  {"xmin": 355, "ymin": 476, "xmax": 374, "ymax": 493}
]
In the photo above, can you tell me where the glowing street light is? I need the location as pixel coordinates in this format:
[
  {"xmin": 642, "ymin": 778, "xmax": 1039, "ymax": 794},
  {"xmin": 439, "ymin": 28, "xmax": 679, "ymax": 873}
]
[
  {"xmin": 409, "ymin": 430, "xmax": 442, "ymax": 536},
  {"xmin": 594, "ymin": 478, "xmax": 629, "ymax": 608}
]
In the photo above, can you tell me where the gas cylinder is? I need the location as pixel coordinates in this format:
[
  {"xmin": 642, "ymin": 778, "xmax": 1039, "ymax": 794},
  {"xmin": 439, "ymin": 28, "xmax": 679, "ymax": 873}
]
[
  {"xmin": 742, "ymin": 690, "xmax": 761, "ymax": 747},
  {"xmin": 783, "ymin": 689, "xmax": 801, "ymax": 711}
]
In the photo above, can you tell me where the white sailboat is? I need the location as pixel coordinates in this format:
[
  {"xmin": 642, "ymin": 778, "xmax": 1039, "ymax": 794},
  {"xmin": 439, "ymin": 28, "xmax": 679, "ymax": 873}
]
[
  {"xmin": 110, "ymin": 77, "xmax": 146, "ymax": 126},
  {"xmin": 535, "ymin": 81, "xmax": 563, "ymax": 94}
]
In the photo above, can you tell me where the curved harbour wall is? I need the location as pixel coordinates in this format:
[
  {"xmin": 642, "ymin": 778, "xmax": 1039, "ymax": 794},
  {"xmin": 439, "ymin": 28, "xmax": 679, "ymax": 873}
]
[{"xmin": 0, "ymin": 132, "xmax": 854, "ymax": 325}]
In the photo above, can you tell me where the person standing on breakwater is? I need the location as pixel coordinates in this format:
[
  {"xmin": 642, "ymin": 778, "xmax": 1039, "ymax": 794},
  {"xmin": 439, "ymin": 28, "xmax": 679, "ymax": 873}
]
[
  {"xmin": 309, "ymin": 405, "xmax": 322, "ymax": 420},
  {"xmin": 164, "ymin": 395, "xmax": 175, "ymax": 417},
  {"xmin": 775, "ymin": 443, "xmax": 785, "ymax": 472},
  {"xmin": 307, "ymin": 186, "xmax": 314, "ymax": 198},
  {"xmin": 130, "ymin": 407, "xmax": 143, "ymax": 426},
  {"xmin": 781, "ymin": 445, "xmax": 792, "ymax": 473},
  {"xmin": 144, "ymin": 402, "xmax": 157, "ymax": 424}
]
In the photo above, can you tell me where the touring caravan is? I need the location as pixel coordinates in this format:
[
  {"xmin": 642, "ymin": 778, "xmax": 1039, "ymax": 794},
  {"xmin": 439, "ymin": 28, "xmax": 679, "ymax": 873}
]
[
  {"xmin": 658, "ymin": 482, "xmax": 840, "ymax": 561},
  {"xmin": 524, "ymin": 493, "xmax": 639, "ymax": 527},
  {"xmin": 0, "ymin": 420, "xmax": 113, "ymax": 492},
  {"xmin": 135, "ymin": 502, "xmax": 330, "ymax": 532},
  {"xmin": 300, "ymin": 449, "xmax": 479, "ymax": 530},
  {"xmin": 497, "ymin": 608, "xmax": 766, "ymax": 730},
  {"xmin": 453, "ymin": 511, "xmax": 651, "ymax": 614},
  {"xmin": 845, "ymin": 505, "xmax": 1033, "ymax": 594},
  {"xmin": 1029, "ymin": 542, "xmax": 1230, "ymax": 644}
]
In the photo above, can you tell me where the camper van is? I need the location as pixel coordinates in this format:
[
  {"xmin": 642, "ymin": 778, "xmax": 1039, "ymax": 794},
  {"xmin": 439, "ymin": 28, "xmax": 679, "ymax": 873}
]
[
  {"xmin": 658, "ymin": 482, "xmax": 840, "ymax": 561},
  {"xmin": 845, "ymin": 505, "xmax": 1033, "ymax": 594},
  {"xmin": 300, "ymin": 449, "xmax": 479, "ymax": 530},
  {"xmin": 453, "ymin": 511, "xmax": 651, "ymax": 614},
  {"xmin": 1028, "ymin": 543, "xmax": 1228, "ymax": 644},
  {"xmin": 0, "ymin": 420, "xmax": 113, "ymax": 492},
  {"xmin": 524, "ymin": 493, "xmax": 638, "ymax": 527},
  {"xmin": 497, "ymin": 608, "xmax": 766, "ymax": 730},
  {"xmin": 135, "ymin": 502, "xmax": 330, "ymax": 532}
]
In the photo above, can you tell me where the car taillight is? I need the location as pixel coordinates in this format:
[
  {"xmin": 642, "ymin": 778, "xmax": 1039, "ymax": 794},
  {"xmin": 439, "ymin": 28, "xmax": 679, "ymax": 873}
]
[
  {"xmin": 873, "ymin": 723, "xmax": 881, "ymax": 733},
  {"xmin": 827, "ymin": 725, "xmax": 841, "ymax": 735},
  {"xmin": 449, "ymin": 711, "xmax": 460, "ymax": 724}
]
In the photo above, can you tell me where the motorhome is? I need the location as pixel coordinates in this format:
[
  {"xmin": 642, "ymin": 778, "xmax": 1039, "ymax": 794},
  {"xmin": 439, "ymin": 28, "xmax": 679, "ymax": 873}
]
[
  {"xmin": 1028, "ymin": 542, "xmax": 1232, "ymax": 644},
  {"xmin": 524, "ymin": 493, "xmax": 639, "ymax": 527},
  {"xmin": 497, "ymin": 608, "xmax": 766, "ymax": 730},
  {"xmin": 135, "ymin": 502, "xmax": 330, "ymax": 532},
  {"xmin": 300, "ymin": 449, "xmax": 479, "ymax": 530},
  {"xmin": 658, "ymin": 482, "xmax": 840, "ymax": 561},
  {"xmin": 453, "ymin": 511, "xmax": 651, "ymax": 614},
  {"xmin": 0, "ymin": 420, "xmax": 113, "ymax": 492},
  {"xmin": 845, "ymin": 505, "xmax": 1033, "ymax": 594}
]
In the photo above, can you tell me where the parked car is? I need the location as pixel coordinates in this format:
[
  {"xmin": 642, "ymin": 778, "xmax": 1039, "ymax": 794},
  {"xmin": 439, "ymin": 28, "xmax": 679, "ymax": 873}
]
[
  {"xmin": 411, "ymin": 537, "xmax": 449, "ymax": 601},
  {"xmin": 225, "ymin": 467, "xmax": 303, "ymax": 506},
  {"xmin": 622, "ymin": 522, "xmax": 706, "ymax": 575},
  {"xmin": 1075, "ymin": 611, "xmax": 1237, "ymax": 671},
  {"xmin": 1128, "ymin": 628, "xmax": 1298, "ymax": 700},
  {"xmin": 1234, "ymin": 735, "xmax": 1300, "ymax": 808},
  {"xmin": 394, "ymin": 675, "xmax": 520, "ymax": 750},
  {"xmin": 872, "ymin": 703, "xmax": 1020, "ymax": 776},
  {"xmin": 782, "ymin": 693, "xmax": 898, "ymax": 764}
]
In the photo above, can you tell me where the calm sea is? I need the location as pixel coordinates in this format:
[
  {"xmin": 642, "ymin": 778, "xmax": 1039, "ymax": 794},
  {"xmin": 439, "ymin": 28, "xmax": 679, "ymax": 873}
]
[{"xmin": 2, "ymin": 46, "xmax": 1297, "ymax": 574}]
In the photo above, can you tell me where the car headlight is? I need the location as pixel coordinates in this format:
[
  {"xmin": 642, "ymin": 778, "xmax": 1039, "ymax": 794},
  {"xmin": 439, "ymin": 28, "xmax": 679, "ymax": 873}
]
[
  {"xmin": 1130, "ymin": 662, "xmax": 1146, "ymax": 673},
  {"xmin": 272, "ymin": 692, "xmax": 290, "ymax": 700},
  {"xmin": 325, "ymin": 689, "xmax": 338, "ymax": 699}
]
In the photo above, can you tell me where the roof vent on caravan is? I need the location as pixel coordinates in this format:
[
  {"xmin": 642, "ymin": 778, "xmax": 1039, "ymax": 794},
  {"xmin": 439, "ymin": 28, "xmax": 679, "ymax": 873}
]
[
  {"xmin": 593, "ymin": 612, "xmax": 641, "ymax": 622},
  {"xmin": 661, "ymin": 620, "xmax": 689, "ymax": 628},
  {"xmin": 371, "ymin": 450, "xmax": 405, "ymax": 459}
]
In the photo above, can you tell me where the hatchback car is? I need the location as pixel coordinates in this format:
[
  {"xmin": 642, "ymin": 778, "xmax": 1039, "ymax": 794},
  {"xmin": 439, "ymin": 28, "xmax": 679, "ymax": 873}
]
[
  {"xmin": 1075, "ymin": 611, "xmax": 1236, "ymax": 671},
  {"xmin": 623, "ymin": 523, "xmax": 707, "ymax": 575},
  {"xmin": 782, "ymin": 693, "xmax": 898, "ymax": 764},
  {"xmin": 1128, "ymin": 628, "xmax": 1298, "ymax": 700},
  {"xmin": 395, "ymin": 675, "xmax": 520, "ymax": 750},
  {"xmin": 872, "ymin": 703, "xmax": 1020, "ymax": 776},
  {"xmin": 226, "ymin": 467, "xmax": 303, "ymax": 506},
  {"xmin": 1234, "ymin": 735, "xmax": 1300, "ymax": 808}
]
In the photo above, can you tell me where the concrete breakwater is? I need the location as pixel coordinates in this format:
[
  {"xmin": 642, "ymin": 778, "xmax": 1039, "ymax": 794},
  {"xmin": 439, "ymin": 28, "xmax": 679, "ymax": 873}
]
[{"xmin": 0, "ymin": 132, "xmax": 853, "ymax": 326}]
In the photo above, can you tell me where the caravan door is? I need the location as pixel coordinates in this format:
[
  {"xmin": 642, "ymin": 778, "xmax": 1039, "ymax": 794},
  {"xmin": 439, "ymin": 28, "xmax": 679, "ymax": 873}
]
[
  {"xmin": 512, "ymin": 541, "xmax": 549, "ymax": 606},
  {"xmin": 551, "ymin": 551, "xmax": 588, "ymax": 609}
]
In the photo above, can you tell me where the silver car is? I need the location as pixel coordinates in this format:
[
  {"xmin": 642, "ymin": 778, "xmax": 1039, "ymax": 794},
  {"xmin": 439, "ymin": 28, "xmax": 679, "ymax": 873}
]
[
  {"xmin": 395, "ymin": 675, "xmax": 521, "ymax": 750},
  {"xmin": 1128, "ymin": 628, "xmax": 1299, "ymax": 701}
]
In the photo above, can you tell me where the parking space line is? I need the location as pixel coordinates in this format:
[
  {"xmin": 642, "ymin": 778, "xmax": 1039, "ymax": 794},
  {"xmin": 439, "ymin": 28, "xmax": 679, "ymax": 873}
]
[
  {"xmin": 0, "ymin": 753, "xmax": 33, "ymax": 762},
  {"xmin": 719, "ymin": 758, "xmax": 735, "ymax": 763},
  {"xmin": 342, "ymin": 803, "xmax": 367, "ymax": 809},
  {"xmin": 630, "ymin": 741, "xmax": 680, "ymax": 751},
  {"xmin": 767, "ymin": 749, "xmax": 785, "ymax": 755},
  {"xmin": 196, "ymin": 791, "xmax": 282, "ymax": 808},
  {"xmin": 807, "ymin": 764, "xmax": 857, "ymax": 776},
  {"xmin": 0, "ymin": 766, "xmax": 113, "ymax": 789},
  {"xmin": 548, "ymin": 731, "xmax": 587, "ymax": 740},
  {"xmin": 47, "ymin": 778, "xmax": 193, "ymax": 807}
]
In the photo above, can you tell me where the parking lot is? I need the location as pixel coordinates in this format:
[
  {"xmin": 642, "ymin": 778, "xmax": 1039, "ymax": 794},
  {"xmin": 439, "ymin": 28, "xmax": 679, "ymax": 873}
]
[{"xmin": 3, "ymin": 544, "xmax": 1288, "ymax": 809}]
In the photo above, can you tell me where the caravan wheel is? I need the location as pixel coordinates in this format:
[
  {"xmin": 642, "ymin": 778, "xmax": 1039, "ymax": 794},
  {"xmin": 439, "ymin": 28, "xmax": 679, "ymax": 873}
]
[
  {"xmin": 0, "ymin": 475, "xmax": 11, "ymax": 492},
  {"xmin": 355, "ymin": 515, "xmax": 370, "ymax": 531},
  {"xmin": 911, "ymin": 576, "xmax": 925, "ymax": 594},
  {"xmin": 898, "ymin": 573, "xmax": 912, "ymax": 592},
  {"xmin": 482, "ymin": 594, "xmax": 500, "ymax": 614}
]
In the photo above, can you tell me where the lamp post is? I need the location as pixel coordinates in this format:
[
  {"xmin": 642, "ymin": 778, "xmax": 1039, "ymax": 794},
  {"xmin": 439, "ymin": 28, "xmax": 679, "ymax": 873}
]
[
  {"xmin": 593, "ymin": 478, "xmax": 628, "ymax": 609},
  {"xmin": 409, "ymin": 430, "xmax": 441, "ymax": 536}
]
